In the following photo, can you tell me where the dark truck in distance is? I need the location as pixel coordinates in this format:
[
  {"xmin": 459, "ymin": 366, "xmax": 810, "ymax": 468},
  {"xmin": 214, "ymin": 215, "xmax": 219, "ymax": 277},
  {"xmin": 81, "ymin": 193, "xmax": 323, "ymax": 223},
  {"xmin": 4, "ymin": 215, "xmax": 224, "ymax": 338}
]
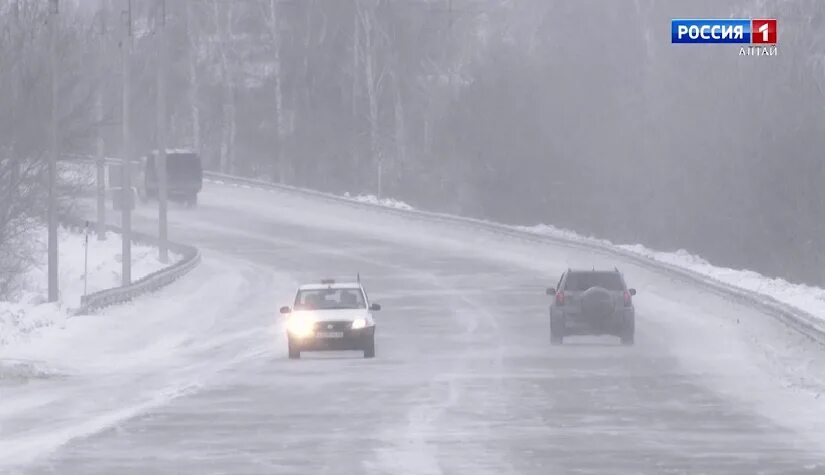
[
  {"xmin": 548, "ymin": 268, "xmax": 636, "ymax": 346},
  {"xmin": 140, "ymin": 150, "xmax": 203, "ymax": 207}
]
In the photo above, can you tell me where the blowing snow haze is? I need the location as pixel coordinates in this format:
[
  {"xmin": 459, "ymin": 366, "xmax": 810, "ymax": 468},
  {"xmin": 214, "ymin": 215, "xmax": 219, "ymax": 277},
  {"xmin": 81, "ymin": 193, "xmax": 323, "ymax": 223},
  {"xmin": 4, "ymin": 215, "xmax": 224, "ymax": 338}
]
[{"xmin": 1, "ymin": 0, "xmax": 825, "ymax": 474}]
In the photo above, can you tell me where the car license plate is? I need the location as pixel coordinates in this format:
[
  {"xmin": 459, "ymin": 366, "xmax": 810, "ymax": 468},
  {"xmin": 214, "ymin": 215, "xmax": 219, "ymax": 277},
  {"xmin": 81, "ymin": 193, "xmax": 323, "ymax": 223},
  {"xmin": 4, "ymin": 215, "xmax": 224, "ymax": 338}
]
[{"xmin": 316, "ymin": 332, "xmax": 344, "ymax": 339}]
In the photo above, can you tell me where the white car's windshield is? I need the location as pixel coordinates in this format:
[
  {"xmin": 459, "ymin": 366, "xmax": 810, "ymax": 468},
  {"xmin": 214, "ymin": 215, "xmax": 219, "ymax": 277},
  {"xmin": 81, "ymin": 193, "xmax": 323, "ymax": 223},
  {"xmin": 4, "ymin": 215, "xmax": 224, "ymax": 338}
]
[{"xmin": 294, "ymin": 288, "xmax": 366, "ymax": 310}]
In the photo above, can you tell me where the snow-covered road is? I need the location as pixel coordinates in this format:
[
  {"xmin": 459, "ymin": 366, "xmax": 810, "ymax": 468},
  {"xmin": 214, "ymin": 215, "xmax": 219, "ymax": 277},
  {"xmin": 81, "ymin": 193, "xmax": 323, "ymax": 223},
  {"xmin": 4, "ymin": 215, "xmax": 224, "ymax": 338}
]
[{"xmin": 6, "ymin": 182, "xmax": 825, "ymax": 474}]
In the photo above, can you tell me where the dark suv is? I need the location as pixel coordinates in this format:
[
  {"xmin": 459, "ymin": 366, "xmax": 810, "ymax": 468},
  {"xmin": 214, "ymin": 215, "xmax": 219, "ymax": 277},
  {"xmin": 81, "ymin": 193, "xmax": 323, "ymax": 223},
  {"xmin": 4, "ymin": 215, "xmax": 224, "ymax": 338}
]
[{"xmin": 548, "ymin": 268, "xmax": 636, "ymax": 345}]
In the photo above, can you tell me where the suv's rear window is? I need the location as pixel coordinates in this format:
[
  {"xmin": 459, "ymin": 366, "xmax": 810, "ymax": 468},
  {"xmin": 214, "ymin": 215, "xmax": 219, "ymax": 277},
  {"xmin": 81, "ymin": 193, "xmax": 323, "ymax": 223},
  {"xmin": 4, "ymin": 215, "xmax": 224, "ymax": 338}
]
[{"xmin": 564, "ymin": 272, "xmax": 624, "ymax": 291}]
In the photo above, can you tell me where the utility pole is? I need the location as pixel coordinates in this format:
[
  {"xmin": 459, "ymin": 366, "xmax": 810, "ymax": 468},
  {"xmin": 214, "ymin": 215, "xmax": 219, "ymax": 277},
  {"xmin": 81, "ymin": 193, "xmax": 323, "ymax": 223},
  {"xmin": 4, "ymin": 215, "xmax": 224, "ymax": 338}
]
[
  {"xmin": 96, "ymin": 0, "xmax": 107, "ymax": 241},
  {"xmin": 10, "ymin": 0, "xmax": 21, "ymax": 196},
  {"xmin": 156, "ymin": 0, "xmax": 169, "ymax": 263},
  {"xmin": 352, "ymin": 1, "xmax": 358, "ymax": 118},
  {"xmin": 447, "ymin": 0, "xmax": 454, "ymax": 90},
  {"xmin": 351, "ymin": 0, "xmax": 360, "ymax": 183},
  {"xmin": 121, "ymin": 0, "xmax": 132, "ymax": 285},
  {"xmin": 48, "ymin": 0, "xmax": 59, "ymax": 303}
]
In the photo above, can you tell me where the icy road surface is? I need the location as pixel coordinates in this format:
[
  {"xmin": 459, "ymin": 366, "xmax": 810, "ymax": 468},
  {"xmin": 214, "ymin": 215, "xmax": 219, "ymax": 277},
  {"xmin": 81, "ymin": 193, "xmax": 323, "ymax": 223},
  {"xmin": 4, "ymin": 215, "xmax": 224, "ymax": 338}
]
[{"xmin": 8, "ymin": 182, "xmax": 825, "ymax": 474}]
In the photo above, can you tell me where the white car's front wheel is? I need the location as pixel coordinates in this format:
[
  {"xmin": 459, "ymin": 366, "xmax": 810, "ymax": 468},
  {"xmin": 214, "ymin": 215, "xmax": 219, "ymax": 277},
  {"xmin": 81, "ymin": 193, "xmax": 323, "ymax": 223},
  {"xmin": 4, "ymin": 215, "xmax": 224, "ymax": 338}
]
[
  {"xmin": 363, "ymin": 337, "xmax": 375, "ymax": 359},
  {"xmin": 287, "ymin": 338, "xmax": 301, "ymax": 359}
]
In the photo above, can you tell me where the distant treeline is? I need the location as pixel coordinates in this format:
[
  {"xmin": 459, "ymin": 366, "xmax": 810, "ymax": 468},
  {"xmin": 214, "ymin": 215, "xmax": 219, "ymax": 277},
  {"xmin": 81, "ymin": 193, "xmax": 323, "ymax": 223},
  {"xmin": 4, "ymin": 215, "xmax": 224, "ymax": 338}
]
[{"xmin": 3, "ymin": 0, "xmax": 825, "ymax": 287}]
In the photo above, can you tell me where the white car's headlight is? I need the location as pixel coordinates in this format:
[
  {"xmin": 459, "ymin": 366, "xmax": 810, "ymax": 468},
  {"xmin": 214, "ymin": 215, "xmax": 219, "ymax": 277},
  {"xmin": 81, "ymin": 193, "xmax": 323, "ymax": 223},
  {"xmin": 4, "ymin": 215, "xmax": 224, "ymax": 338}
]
[
  {"xmin": 287, "ymin": 316, "xmax": 315, "ymax": 337},
  {"xmin": 351, "ymin": 318, "xmax": 368, "ymax": 330}
]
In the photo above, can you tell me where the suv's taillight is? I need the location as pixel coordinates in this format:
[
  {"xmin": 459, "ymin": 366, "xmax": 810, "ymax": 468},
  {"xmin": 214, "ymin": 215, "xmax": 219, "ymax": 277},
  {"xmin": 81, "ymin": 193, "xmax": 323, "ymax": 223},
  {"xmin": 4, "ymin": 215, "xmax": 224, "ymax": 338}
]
[
  {"xmin": 623, "ymin": 290, "xmax": 632, "ymax": 306},
  {"xmin": 555, "ymin": 291, "xmax": 565, "ymax": 305}
]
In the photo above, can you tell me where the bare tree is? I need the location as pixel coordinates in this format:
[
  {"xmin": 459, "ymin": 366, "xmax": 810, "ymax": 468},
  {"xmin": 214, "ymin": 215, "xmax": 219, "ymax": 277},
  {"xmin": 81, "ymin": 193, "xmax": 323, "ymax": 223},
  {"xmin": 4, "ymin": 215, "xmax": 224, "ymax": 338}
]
[
  {"xmin": 185, "ymin": 0, "xmax": 202, "ymax": 154},
  {"xmin": 262, "ymin": 0, "xmax": 288, "ymax": 183},
  {"xmin": 0, "ymin": 158, "xmax": 46, "ymax": 299},
  {"xmin": 212, "ymin": 0, "xmax": 236, "ymax": 174},
  {"xmin": 356, "ymin": 0, "xmax": 382, "ymax": 195}
]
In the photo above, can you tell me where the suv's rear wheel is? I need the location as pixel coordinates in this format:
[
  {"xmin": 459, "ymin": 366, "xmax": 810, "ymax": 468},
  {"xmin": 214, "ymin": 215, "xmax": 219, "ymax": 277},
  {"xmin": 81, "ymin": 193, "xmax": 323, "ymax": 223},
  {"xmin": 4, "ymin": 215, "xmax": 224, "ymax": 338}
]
[{"xmin": 620, "ymin": 318, "xmax": 635, "ymax": 346}]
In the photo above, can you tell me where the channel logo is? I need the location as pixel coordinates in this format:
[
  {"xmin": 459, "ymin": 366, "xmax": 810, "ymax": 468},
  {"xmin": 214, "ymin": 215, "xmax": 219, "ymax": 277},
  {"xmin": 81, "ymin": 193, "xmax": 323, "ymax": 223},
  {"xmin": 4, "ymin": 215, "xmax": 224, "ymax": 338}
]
[{"xmin": 671, "ymin": 19, "xmax": 777, "ymax": 44}]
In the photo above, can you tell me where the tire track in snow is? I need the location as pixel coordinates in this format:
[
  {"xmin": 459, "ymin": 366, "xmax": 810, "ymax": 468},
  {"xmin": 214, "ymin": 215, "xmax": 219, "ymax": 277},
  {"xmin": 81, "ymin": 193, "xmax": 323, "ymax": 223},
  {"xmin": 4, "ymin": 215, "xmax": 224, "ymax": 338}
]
[{"xmin": 370, "ymin": 272, "xmax": 516, "ymax": 475}]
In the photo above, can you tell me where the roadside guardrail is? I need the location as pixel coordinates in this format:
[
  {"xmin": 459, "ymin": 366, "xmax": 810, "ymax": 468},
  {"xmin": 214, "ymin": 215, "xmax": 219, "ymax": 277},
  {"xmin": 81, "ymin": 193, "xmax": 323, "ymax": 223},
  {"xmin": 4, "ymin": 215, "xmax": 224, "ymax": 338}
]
[{"xmin": 60, "ymin": 217, "xmax": 201, "ymax": 315}]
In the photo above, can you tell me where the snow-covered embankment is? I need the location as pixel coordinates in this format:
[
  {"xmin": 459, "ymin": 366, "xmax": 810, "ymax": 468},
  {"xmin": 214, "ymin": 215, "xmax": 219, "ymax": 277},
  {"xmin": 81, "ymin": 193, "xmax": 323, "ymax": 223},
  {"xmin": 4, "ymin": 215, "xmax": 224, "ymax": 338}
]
[{"xmin": 0, "ymin": 227, "xmax": 180, "ymax": 347}]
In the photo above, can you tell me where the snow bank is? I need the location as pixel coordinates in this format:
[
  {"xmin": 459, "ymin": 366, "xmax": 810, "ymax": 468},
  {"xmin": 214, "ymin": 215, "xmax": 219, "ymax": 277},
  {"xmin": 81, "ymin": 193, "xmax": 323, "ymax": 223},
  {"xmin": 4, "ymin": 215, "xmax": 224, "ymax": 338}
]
[
  {"xmin": 517, "ymin": 223, "xmax": 825, "ymax": 323},
  {"xmin": 0, "ymin": 256, "xmax": 287, "ymax": 470},
  {"xmin": 207, "ymin": 176, "xmax": 825, "ymax": 325},
  {"xmin": 0, "ymin": 227, "xmax": 180, "ymax": 347},
  {"xmin": 344, "ymin": 192, "xmax": 414, "ymax": 211}
]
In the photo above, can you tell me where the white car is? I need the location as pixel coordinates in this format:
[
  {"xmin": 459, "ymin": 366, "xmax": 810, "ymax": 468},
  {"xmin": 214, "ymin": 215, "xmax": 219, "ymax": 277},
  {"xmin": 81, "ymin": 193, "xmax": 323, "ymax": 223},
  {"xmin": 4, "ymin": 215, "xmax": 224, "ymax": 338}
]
[{"xmin": 280, "ymin": 279, "xmax": 380, "ymax": 359}]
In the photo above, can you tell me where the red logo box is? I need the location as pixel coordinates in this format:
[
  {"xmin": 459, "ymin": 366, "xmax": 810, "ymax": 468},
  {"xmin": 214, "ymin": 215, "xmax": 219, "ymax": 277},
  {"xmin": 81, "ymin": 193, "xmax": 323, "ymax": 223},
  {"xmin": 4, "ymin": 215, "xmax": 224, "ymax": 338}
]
[{"xmin": 752, "ymin": 19, "xmax": 777, "ymax": 44}]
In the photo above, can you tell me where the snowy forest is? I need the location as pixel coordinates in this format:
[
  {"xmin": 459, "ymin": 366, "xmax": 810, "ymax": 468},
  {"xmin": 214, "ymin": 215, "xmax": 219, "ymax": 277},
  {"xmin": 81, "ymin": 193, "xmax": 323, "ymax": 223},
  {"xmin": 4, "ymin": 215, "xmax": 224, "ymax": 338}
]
[{"xmin": 2, "ymin": 0, "xmax": 825, "ymax": 292}]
